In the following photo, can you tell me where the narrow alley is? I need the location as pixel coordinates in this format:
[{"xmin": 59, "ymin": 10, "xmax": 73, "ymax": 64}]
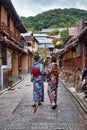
[{"xmin": 0, "ymin": 75, "xmax": 87, "ymax": 130}]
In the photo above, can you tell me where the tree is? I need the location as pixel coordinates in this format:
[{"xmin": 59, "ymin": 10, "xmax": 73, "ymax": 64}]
[
  {"xmin": 21, "ymin": 8, "xmax": 87, "ymax": 32},
  {"xmin": 47, "ymin": 29, "xmax": 59, "ymax": 36},
  {"xmin": 54, "ymin": 29, "xmax": 69, "ymax": 49},
  {"xmin": 60, "ymin": 29, "xmax": 69, "ymax": 43},
  {"xmin": 54, "ymin": 42, "xmax": 64, "ymax": 49},
  {"xmin": 40, "ymin": 48, "xmax": 47, "ymax": 59}
]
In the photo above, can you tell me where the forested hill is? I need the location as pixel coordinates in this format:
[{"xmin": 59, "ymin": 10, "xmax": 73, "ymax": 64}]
[{"xmin": 20, "ymin": 8, "xmax": 87, "ymax": 32}]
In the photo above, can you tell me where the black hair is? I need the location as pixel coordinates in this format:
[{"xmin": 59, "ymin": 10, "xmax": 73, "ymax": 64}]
[
  {"xmin": 51, "ymin": 55, "xmax": 57, "ymax": 62},
  {"xmin": 34, "ymin": 55, "xmax": 40, "ymax": 62}
]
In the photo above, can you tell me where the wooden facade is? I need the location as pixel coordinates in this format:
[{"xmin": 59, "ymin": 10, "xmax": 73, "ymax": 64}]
[
  {"xmin": 59, "ymin": 20, "xmax": 87, "ymax": 71},
  {"xmin": 58, "ymin": 20, "xmax": 87, "ymax": 90},
  {"xmin": 21, "ymin": 32, "xmax": 39, "ymax": 68},
  {"xmin": 0, "ymin": 0, "xmax": 28, "ymax": 90}
]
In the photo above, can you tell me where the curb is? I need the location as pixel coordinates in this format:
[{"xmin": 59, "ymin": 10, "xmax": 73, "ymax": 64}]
[
  {"xmin": 60, "ymin": 78, "xmax": 87, "ymax": 113},
  {"xmin": 0, "ymin": 74, "xmax": 29, "ymax": 96}
]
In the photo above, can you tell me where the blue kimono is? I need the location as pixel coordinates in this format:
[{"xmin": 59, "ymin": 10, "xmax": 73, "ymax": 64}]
[{"xmin": 32, "ymin": 61, "xmax": 45, "ymax": 102}]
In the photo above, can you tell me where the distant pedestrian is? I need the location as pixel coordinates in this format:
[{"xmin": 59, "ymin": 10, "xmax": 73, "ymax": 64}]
[
  {"xmin": 31, "ymin": 54, "xmax": 45, "ymax": 107},
  {"xmin": 40, "ymin": 58, "xmax": 44, "ymax": 65},
  {"xmin": 46, "ymin": 55, "xmax": 59, "ymax": 109},
  {"xmin": 45, "ymin": 57, "xmax": 52, "ymax": 82}
]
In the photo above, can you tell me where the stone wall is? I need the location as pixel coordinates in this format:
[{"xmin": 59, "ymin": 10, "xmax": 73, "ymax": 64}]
[{"xmin": 60, "ymin": 69, "xmax": 82, "ymax": 91}]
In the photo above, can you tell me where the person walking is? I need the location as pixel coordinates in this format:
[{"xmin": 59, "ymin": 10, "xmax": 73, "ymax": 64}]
[
  {"xmin": 45, "ymin": 57, "xmax": 52, "ymax": 82},
  {"xmin": 31, "ymin": 54, "xmax": 45, "ymax": 107},
  {"xmin": 46, "ymin": 55, "xmax": 59, "ymax": 109}
]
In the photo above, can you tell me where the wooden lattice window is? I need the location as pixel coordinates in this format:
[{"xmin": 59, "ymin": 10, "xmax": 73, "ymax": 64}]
[{"xmin": 0, "ymin": 45, "xmax": 2, "ymax": 65}]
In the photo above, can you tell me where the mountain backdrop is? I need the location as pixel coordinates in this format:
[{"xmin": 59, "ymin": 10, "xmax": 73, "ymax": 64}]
[{"xmin": 20, "ymin": 8, "xmax": 87, "ymax": 33}]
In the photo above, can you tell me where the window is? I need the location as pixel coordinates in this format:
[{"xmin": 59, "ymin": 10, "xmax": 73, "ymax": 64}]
[
  {"xmin": 2, "ymin": 46, "xmax": 7, "ymax": 65},
  {"xmin": 0, "ymin": 44, "xmax": 2, "ymax": 65},
  {"xmin": 46, "ymin": 43, "xmax": 54, "ymax": 48},
  {"xmin": 0, "ymin": 5, "xmax": 1, "ymax": 22},
  {"xmin": 7, "ymin": 50, "xmax": 12, "ymax": 68},
  {"xmin": 7, "ymin": 14, "xmax": 10, "ymax": 30}
]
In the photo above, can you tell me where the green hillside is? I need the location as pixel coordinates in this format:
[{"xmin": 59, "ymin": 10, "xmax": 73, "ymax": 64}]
[{"xmin": 20, "ymin": 8, "xmax": 87, "ymax": 32}]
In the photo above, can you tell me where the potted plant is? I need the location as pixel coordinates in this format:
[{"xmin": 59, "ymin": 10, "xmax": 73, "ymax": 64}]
[{"xmin": 8, "ymin": 77, "xmax": 14, "ymax": 86}]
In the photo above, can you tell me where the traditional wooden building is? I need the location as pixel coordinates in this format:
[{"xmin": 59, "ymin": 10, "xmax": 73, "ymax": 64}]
[
  {"xmin": 59, "ymin": 20, "xmax": 87, "ymax": 70},
  {"xmin": 0, "ymin": 0, "xmax": 28, "ymax": 90},
  {"xmin": 58, "ymin": 19, "xmax": 87, "ymax": 90},
  {"xmin": 21, "ymin": 32, "xmax": 39, "ymax": 71}
]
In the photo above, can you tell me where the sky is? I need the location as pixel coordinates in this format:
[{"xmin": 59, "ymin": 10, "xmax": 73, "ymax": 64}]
[{"xmin": 11, "ymin": 0, "xmax": 87, "ymax": 17}]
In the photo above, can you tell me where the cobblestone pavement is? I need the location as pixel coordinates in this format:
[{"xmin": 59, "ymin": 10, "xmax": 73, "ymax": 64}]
[
  {"xmin": 60, "ymin": 79, "xmax": 87, "ymax": 113},
  {"xmin": 0, "ymin": 75, "xmax": 87, "ymax": 130}
]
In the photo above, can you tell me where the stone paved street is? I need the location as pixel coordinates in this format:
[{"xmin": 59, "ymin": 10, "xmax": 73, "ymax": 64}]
[{"xmin": 0, "ymin": 75, "xmax": 87, "ymax": 130}]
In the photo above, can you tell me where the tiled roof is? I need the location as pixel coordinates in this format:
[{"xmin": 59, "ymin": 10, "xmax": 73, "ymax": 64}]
[
  {"xmin": 40, "ymin": 28, "xmax": 67, "ymax": 33},
  {"xmin": 36, "ymin": 37, "xmax": 53, "ymax": 44},
  {"xmin": 34, "ymin": 34, "xmax": 48, "ymax": 37},
  {"xmin": 21, "ymin": 31, "xmax": 33, "ymax": 37}
]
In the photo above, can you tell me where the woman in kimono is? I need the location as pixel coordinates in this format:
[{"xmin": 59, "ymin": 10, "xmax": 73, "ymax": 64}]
[
  {"xmin": 31, "ymin": 54, "xmax": 45, "ymax": 107},
  {"xmin": 46, "ymin": 55, "xmax": 59, "ymax": 109}
]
